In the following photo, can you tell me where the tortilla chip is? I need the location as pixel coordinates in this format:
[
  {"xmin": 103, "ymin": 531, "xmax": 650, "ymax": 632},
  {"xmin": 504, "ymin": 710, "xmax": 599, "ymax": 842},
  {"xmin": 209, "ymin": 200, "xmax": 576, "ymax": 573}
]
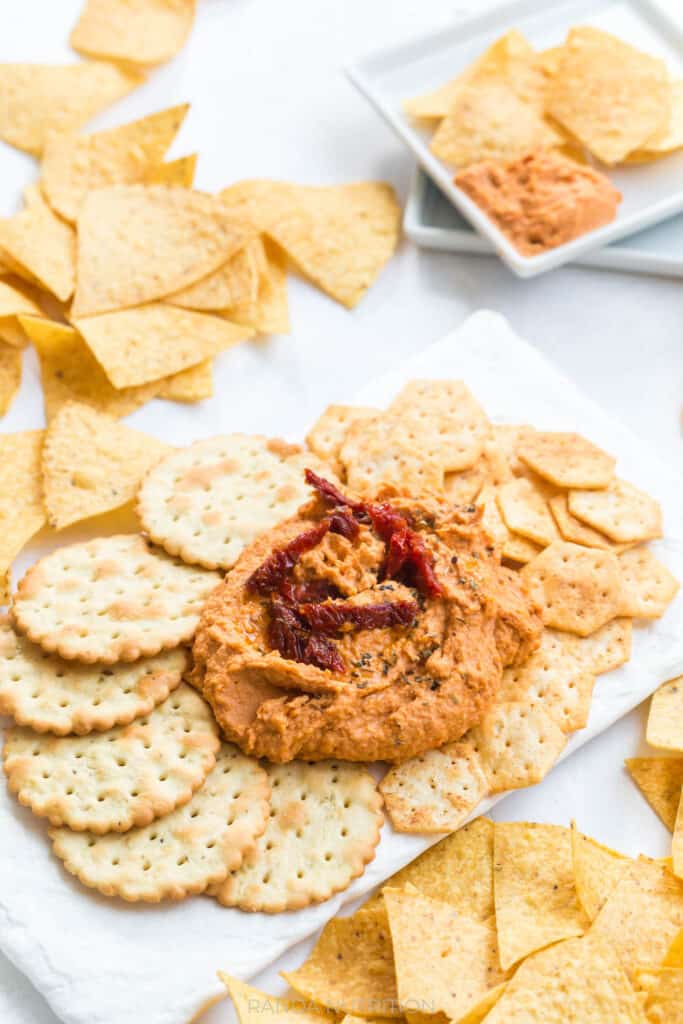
[
  {"xmin": 590, "ymin": 857, "xmax": 683, "ymax": 970},
  {"xmin": 0, "ymin": 343, "xmax": 22, "ymax": 416},
  {"xmin": 73, "ymin": 304, "xmax": 253, "ymax": 388},
  {"xmin": 493, "ymin": 822, "xmax": 588, "ymax": 970},
  {"xmin": 156, "ymin": 358, "xmax": 213, "ymax": 402},
  {"xmin": 71, "ymin": 0, "xmax": 196, "ymax": 67},
  {"xmin": 0, "ymin": 431, "xmax": 46, "ymax": 590},
  {"xmin": 472, "ymin": 701, "xmax": 567, "ymax": 793},
  {"xmin": 628, "ymin": 80, "xmax": 683, "ymax": 161},
  {"xmin": 384, "ymin": 888, "xmax": 509, "ymax": 1022},
  {"xmin": 0, "ymin": 277, "xmax": 44, "ymax": 330},
  {"xmin": 41, "ymin": 104, "xmax": 189, "ymax": 222},
  {"xmin": 0, "ymin": 61, "xmax": 143, "ymax": 156},
  {"xmin": 625, "ymin": 757, "xmax": 683, "ymax": 831},
  {"xmin": 41, "ymin": 401, "xmax": 171, "ymax": 529},
  {"xmin": 282, "ymin": 903, "xmax": 400, "ymax": 1018},
  {"xmin": 18, "ymin": 315, "xmax": 159, "ymax": 420},
  {"xmin": 167, "ymin": 239, "xmax": 260, "ymax": 311},
  {"xmin": 221, "ymin": 180, "xmax": 400, "ymax": 308},
  {"xmin": 547, "ymin": 27, "xmax": 670, "ymax": 165},
  {"xmin": 0, "ymin": 191, "xmax": 76, "ymax": 302},
  {"xmin": 635, "ymin": 967, "xmax": 683, "ymax": 1023},
  {"xmin": 648, "ymin": 677, "xmax": 683, "ymax": 752},
  {"xmin": 222, "ymin": 239, "xmax": 290, "ymax": 334},
  {"xmin": 363, "ymin": 817, "xmax": 495, "ymax": 922},
  {"xmin": 673, "ymin": 793, "xmax": 683, "ymax": 880},
  {"xmin": 72, "ymin": 185, "xmax": 252, "ymax": 316},
  {"xmin": 571, "ymin": 824, "xmax": 631, "ymax": 921},
  {"xmin": 219, "ymin": 974, "xmax": 334, "ymax": 1024},
  {"xmin": 431, "ymin": 33, "xmax": 561, "ymax": 166},
  {"xmin": 483, "ymin": 934, "xmax": 645, "ymax": 1023},
  {"xmin": 144, "ymin": 153, "xmax": 197, "ymax": 187},
  {"xmin": 664, "ymin": 929, "xmax": 683, "ymax": 967},
  {"xmin": 379, "ymin": 739, "xmax": 489, "ymax": 833}
]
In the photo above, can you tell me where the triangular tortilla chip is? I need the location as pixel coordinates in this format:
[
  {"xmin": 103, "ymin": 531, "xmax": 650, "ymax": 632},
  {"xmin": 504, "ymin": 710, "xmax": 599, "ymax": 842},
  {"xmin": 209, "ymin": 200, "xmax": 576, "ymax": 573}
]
[
  {"xmin": 571, "ymin": 823, "xmax": 631, "ymax": 921},
  {"xmin": 0, "ymin": 61, "xmax": 143, "ymax": 156},
  {"xmin": 72, "ymin": 304, "xmax": 253, "ymax": 388},
  {"xmin": 156, "ymin": 358, "xmax": 213, "ymax": 402},
  {"xmin": 221, "ymin": 180, "xmax": 399, "ymax": 308},
  {"xmin": 494, "ymin": 821, "xmax": 588, "ymax": 970},
  {"xmin": 384, "ymin": 888, "xmax": 509, "ymax": 1022},
  {"xmin": 222, "ymin": 239, "xmax": 290, "ymax": 334},
  {"xmin": 220, "ymin": 974, "xmax": 334, "ymax": 1024},
  {"xmin": 625, "ymin": 756, "xmax": 683, "ymax": 831},
  {"xmin": 41, "ymin": 104, "xmax": 189, "ymax": 222},
  {"xmin": 0, "ymin": 431, "xmax": 46, "ymax": 594},
  {"xmin": 0, "ymin": 343, "xmax": 21, "ymax": 416},
  {"xmin": 647, "ymin": 676, "xmax": 683, "ymax": 751},
  {"xmin": 0, "ymin": 277, "xmax": 44, "ymax": 322},
  {"xmin": 0, "ymin": 190, "xmax": 76, "ymax": 302},
  {"xmin": 590, "ymin": 857, "xmax": 683, "ymax": 970},
  {"xmin": 282, "ymin": 903, "xmax": 400, "ymax": 1017},
  {"xmin": 167, "ymin": 238, "xmax": 259, "ymax": 310},
  {"xmin": 145, "ymin": 153, "xmax": 197, "ymax": 187},
  {"xmin": 72, "ymin": 185, "xmax": 252, "ymax": 316},
  {"xmin": 41, "ymin": 401, "xmax": 171, "ymax": 529},
  {"xmin": 18, "ymin": 316, "xmax": 159, "ymax": 420},
  {"xmin": 71, "ymin": 0, "xmax": 196, "ymax": 67}
]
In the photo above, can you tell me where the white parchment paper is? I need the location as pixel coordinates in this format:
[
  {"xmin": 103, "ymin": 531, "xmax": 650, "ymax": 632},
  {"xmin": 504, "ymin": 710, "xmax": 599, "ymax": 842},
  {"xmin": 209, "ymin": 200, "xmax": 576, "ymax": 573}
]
[{"xmin": 2, "ymin": 311, "xmax": 682, "ymax": 1024}]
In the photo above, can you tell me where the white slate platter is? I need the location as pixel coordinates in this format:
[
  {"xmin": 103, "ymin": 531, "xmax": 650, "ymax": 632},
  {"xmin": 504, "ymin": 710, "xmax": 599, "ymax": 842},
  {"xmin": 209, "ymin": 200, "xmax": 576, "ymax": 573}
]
[{"xmin": 1, "ymin": 311, "xmax": 683, "ymax": 1024}]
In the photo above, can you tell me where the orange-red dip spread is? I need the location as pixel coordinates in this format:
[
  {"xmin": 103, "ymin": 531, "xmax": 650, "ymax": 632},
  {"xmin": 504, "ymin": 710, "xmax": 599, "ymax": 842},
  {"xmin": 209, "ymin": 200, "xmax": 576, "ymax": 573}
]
[{"xmin": 455, "ymin": 150, "xmax": 621, "ymax": 256}]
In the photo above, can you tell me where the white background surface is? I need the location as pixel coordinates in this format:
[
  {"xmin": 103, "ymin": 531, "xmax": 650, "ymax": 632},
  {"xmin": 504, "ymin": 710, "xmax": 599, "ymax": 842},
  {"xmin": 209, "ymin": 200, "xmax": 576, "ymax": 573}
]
[{"xmin": 1, "ymin": 0, "xmax": 682, "ymax": 1020}]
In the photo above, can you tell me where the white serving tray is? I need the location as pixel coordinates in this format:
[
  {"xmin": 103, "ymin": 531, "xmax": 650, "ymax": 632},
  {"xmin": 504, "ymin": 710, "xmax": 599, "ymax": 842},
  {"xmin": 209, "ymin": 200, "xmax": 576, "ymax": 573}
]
[
  {"xmin": 3, "ymin": 312, "xmax": 683, "ymax": 1024},
  {"xmin": 347, "ymin": 0, "xmax": 683, "ymax": 278},
  {"xmin": 405, "ymin": 167, "xmax": 683, "ymax": 278}
]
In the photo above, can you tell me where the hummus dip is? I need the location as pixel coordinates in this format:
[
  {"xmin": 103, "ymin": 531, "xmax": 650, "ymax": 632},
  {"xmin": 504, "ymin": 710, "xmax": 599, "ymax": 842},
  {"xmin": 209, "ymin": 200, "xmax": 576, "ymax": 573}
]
[
  {"xmin": 455, "ymin": 150, "xmax": 621, "ymax": 256},
  {"xmin": 191, "ymin": 473, "xmax": 543, "ymax": 763}
]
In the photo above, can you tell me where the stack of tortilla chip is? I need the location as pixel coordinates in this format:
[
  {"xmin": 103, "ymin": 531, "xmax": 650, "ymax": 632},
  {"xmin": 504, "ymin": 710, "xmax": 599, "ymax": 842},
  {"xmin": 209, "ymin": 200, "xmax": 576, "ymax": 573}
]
[
  {"xmin": 406, "ymin": 26, "xmax": 682, "ymax": 169},
  {"xmin": 221, "ymin": 816, "xmax": 683, "ymax": 1023}
]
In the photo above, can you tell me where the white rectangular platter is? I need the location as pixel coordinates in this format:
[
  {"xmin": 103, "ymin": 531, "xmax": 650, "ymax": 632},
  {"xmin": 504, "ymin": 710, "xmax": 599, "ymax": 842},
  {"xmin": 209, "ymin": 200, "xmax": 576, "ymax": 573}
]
[
  {"xmin": 405, "ymin": 167, "xmax": 683, "ymax": 278},
  {"xmin": 2, "ymin": 312, "xmax": 683, "ymax": 1024},
  {"xmin": 347, "ymin": 0, "xmax": 683, "ymax": 278}
]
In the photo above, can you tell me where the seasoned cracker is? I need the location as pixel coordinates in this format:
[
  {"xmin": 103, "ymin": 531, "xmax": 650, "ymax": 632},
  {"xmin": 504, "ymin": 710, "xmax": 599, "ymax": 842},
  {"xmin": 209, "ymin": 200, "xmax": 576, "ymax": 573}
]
[
  {"xmin": 137, "ymin": 434, "xmax": 322, "ymax": 570},
  {"xmin": 502, "ymin": 531, "xmax": 542, "ymax": 565},
  {"xmin": 49, "ymin": 743, "xmax": 269, "ymax": 902},
  {"xmin": 340, "ymin": 414, "xmax": 445, "ymax": 497},
  {"xmin": 556, "ymin": 618, "xmax": 632, "ymax": 675},
  {"xmin": 71, "ymin": 185, "xmax": 252, "ymax": 316},
  {"xmin": 549, "ymin": 493, "xmax": 615, "ymax": 549},
  {"xmin": 497, "ymin": 477, "xmax": 559, "ymax": 546},
  {"xmin": 12, "ymin": 534, "xmax": 220, "ymax": 663},
  {"xmin": 492, "ymin": 423, "xmax": 537, "ymax": 474},
  {"xmin": 42, "ymin": 401, "xmax": 171, "ymax": 529},
  {"xmin": 625, "ymin": 757, "xmax": 683, "ymax": 831},
  {"xmin": 379, "ymin": 739, "xmax": 489, "ymax": 833},
  {"xmin": 618, "ymin": 546, "xmax": 679, "ymax": 619},
  {"xmin": 4, "ymin": 684, "xmax": 219, "ymax": 832},
  {"xmin": 568, "ymin": 479, "xmax": 662, "ymax": 544},
  {"xmin": 389, "ymin": 379, "xmax": 490, "ymax": 472},
  {"xmin": 498, "ymin": 631, "xmax": 596, "ymax": 733},
  {"xmin": 471, "ymin": 701, "xmax": 566, "ymax": 794},
  {"xmin": 521, "ymin": 541, "xmax": 621, "ymax": 636},
  {"xmin": 306, "ymin": 404, "xmax": 379, "ymax": 476},
  {"xmin": 517, "ymin": 431, "xmax": 615, "ymax": 489},
  {"xmin": 647, "ymin": 677, "xmax": 683, "ymax": 752},
  {"xmin": 282, "ymin": 902, "xmax": 398, "ymax": 1015},
  {"xmin": 211, "ymin": 759, "xmax": 383, "ymax": 912},
  {"xmin": 493, "ymin": 822, "xmax": 587, "ymax": 969},
  {"xmin": 445, "ymin": 439, "xmax": 513, "ymax": 505},
  {"xmin": 0, "ymin": 617, "xmax": 186, "ymax": 735}
]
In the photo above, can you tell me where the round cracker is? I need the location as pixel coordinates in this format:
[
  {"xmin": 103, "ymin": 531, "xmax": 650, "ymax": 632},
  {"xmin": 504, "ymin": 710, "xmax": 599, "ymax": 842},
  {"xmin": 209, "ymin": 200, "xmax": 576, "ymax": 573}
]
[
  {"xmin": 12, "ymin": 534, "xmax": 221, "ymax": 663},
  {"xmin": 49, "ymin": 743, "xmax": 270, "ymax": 902},
  {"xmin": 0, "ymin": 617, "xmax": 187, "ymax": 735},
  {"xmin": 211, "ymin": 760, "xmax": 383, "ymax": 913},
  {"xmin": 4, "ymin": 684, "xmax": 220, "ymax": 833},
  {"xmin": 136, "ymin": 434, "xmax": 324, "ymax": 571}
]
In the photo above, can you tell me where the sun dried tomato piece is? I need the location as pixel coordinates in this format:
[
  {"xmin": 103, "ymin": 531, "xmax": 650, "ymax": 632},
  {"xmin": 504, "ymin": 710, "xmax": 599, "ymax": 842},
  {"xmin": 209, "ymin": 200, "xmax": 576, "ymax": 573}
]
[
  {"xmin": 327, "ymin": 507, "xmax": 360, "ymax": 541},
  {"xmin": 305, "ymin": 468, "xmax": 366, "ymax": 512},
  {"xmin": 366, "ymin": 501, "xmax": 409, "ymax": 542},
  {"xmin": 279, "ymin": 579, "xmax": 340, "ymax": 605},
  {"xmin": 246, "ymin": 520, "xmax": 330, "ymax": 594},
  {"xmin": 383, "ymin": 526, "xmax": 444, "ymax": 598},
  {"xmin": 300, "ymin": 598, "xmax": 418, "ymax": 635},
  {"xmin": 268, "ymin": 597, "xmax": 345, "ymax": 673}
]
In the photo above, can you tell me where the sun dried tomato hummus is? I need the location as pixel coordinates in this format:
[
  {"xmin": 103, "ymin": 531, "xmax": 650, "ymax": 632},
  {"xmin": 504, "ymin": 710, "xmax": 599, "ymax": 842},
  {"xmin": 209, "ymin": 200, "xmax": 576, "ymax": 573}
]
[
  {"xmin": 191, "ymin": 472, "xmax": 543, "ymax": 763},
  {"xmin": 455, "ymin": 150, "xmax": 621, "ymax": 256}
]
